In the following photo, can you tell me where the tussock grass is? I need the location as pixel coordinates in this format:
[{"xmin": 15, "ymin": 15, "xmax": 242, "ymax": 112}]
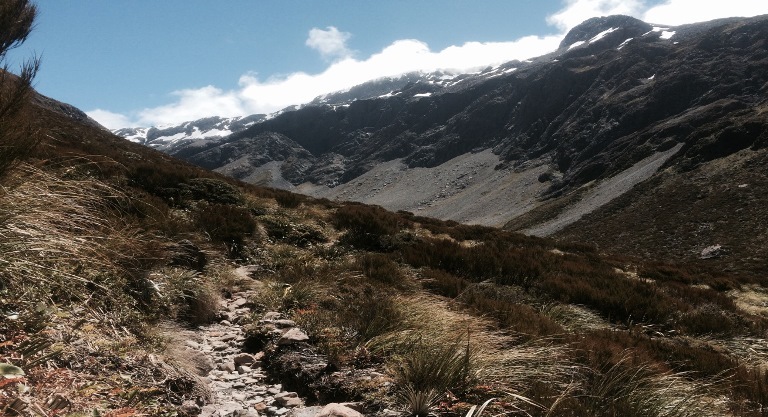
[
  {"xmin": 148, "ymin": 268, "xmax": 221, "ymax": 326},
  {"xmin": 582, "ymin": 354, "xmax": 728, "ymax": 417},
  {"xmin": 0, "ymin": 165, "xmax": 146, "ymax": 315},
  {"xmin": 397, "ymin": 384, "xmax": 440, "ymax": 417},
  {"xmin": 367, "ymin": 295, "xmax": 575, "ymax": 396},
  {"xmin": 540, "ymin": 303, "xmax": 613, "ymax": 332}
]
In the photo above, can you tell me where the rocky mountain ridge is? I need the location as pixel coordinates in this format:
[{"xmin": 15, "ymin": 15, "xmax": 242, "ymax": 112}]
[
  {"xmin": 114, "ymin": 113, "xmax": 267, "ymax": 152},
  {"xmin": 114, "ymin": 14, "xmax": 768, "ymax": 268}
]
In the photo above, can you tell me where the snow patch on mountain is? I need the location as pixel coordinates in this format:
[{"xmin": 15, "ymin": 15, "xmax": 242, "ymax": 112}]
[{"xmin": 112, "ymin": 114, "xmax": 266, "ymax": 150}]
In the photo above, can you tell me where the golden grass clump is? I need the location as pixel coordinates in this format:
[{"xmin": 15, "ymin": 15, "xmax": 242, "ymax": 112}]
[
  {"xmin": 581, "ymin": 354, "xmax": 728, "ymax": 417},
  {"xmin": 365, "ymin": 295, "xmax": 575, "ymax": 411},
  {"xmin": 0, "ymin": 164, "xmax": 146, "ymax": 314}
]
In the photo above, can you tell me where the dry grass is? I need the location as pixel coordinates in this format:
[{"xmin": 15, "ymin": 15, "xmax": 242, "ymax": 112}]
[
  {"xmin": 581, "ymin": 354, "xmax": 729, "ymax": 417},
  {"xmin": 729, "ymin": 284, "xmax": 768, "ymax": 318},
  {"xmin": 148, "ymin": 268, "xmax": 222, "ymax": 326},
  {"xmin": 540, "ymin": 303, "xmax": 614, "ymax": 332},
  {"xmin": 0, "ymin": 164, "xmax": 146, "ymax": 313},
  {"xmin": 367, "ymin": 295, "xmax": 575, "ymax": 393}
]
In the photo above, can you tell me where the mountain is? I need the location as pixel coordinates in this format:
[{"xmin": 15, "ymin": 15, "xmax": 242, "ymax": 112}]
[
  {"xmin": 114, "ymin": 113, "xmax": 267, "ymax": 151},
  {"xmin": 13, "ymin": 80, "xmax": 768, "ymax": 416},
  {"xmin": 116, "ymin": 14, "xmax": 768, "ymax": 273},
  {"xmin": 112, "ymin": 69, "xmax": 498, "ymax": 150},
  {"xmin": 7, "ymin": 12, "xmax": 768, "ymax": 415}
]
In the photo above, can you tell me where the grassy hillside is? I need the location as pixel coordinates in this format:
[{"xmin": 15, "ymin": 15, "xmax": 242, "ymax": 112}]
[
  {"xmin": 0, "ymin": 3, "xmax": 767, "ymax": 412},
  {"xmin": 0, "ymin": 86, "xmax": 767, "ymax": 416}
]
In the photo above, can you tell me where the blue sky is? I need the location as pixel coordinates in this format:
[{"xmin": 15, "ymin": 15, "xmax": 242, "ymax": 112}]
[{"xmin": 9, "ymin": 0, "xmax": 768, "ymax": 128}]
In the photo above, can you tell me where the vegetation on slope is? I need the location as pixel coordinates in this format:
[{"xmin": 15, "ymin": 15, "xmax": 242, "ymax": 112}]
[{"xmin": 1, "ymin": 3, "xmax": 768, "ymax": 416}]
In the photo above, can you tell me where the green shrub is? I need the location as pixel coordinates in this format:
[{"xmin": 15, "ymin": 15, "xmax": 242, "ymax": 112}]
[
  {"xmin": 149, "ymin": 269, "xmax": 220, "ymax": 326},
  {"xmin": 182, "ymin": 177, "xmax": 243, "ymax": 205},
  {"xmin": 195, "ymin": 203, "xmax": 256, "ymax": 245},
  {"xmin": 261, "ymin": 216, "xmax": 327, "ymax": 247},
  {"xmin": 358, "ymin": 253, "xmax": 406, "ymax": 287},
  {"xmin": 274, "ymin": 190, "xmax": 303, "ymax": 208},
  {"xmin": 421, "ymin": 269, "xmax": 468, "ymax": 298},
  {"xmin": 333, "ymin": 203, "xmax": 408, "ymax": 251}
]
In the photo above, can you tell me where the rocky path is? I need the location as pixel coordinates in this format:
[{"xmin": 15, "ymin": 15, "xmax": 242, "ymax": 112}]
[{"xmin": 177, "ymin": 269, "xmax": 364, "ymax": 417}]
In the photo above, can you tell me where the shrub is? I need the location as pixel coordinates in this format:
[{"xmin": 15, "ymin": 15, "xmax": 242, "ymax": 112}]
[
  {"xmin": 294, "ymin": 287, "xmax": 406, "ymax": 354},
  {"xmin": 344, "ymin": 291, "xmax": 406, "ymax": 343},
  {"xmin": 182, "ymin": 177, "xmax": 243, "ymax": 205},
  {"xmin": 420, "ymin": 268, "xmax": 468, "ymax": 298},
  {"xmin": 458, "ymin": 284, "xmax": 564, "ymax": 337},
  {"xmin": 358, "ymin": 253, "xmax": 406, "ymax": 287},
  {"xmin": 195, "ymin": 203, "xmax": 256, "ymax": 245},
  {"xmin": 274, "ymin": 190, "xmax": 303, "ymax": 208},
  {"xmin": 149, "ymin": 269, "xmax": 220, "ymax": 326},
  {"xmin": 261, "ymin": 216, "xmax": 327, "ymax": 247},
  {"xmin": 128, "ymin": 163, "xmax": 192, "ymax": 204},
  {"xmin": 676, "ymin": 303, "xmax": 738, "ymax": 336},
  {"xmin": 333, "ymin": 203, "xmax": 408, "ymax": 250}
]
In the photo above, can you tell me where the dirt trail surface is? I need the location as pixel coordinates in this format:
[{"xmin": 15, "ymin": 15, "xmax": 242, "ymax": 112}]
[{"xmin": 166, "ymin": 266, "xmax": 364, "ymax": 417}]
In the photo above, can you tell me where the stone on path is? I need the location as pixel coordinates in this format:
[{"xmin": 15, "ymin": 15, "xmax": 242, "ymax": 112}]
[
  {"xmin": 286, "ymin": 406, "xmax": 324, "ymax": 417},
  {"xmin": 273, "ymin": 319, "xmax": 297, "ymax": 328},
  {"xmin": 278, "ymin": 328, "xmax": 309, "ymax": 345},
  {"xmin": 317, "ymin": 403, "xmax": 364, "ymax": 417},
  {"xmin": 234, "ymin": 353, "xmax": 257, "ymax": 366},
  {"xmin": 275, "ymin": 392, "xmax": 302, "ymax": 407},
  {"xmin": 262, "ymin": 312, "xmax": 283, "ymax": 321},
  {"xmin": 218, "ymin": 362, "xmax": 236, "ymax": 373}
]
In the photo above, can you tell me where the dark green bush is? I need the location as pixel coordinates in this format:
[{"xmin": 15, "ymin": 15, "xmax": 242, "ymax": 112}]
[
  {"xmin": 333, "ymin": 203, "xmax": 408, "ymax": 251},
  {"xmin": 274, "ymin": 190, "xmax": 303, "ymax": 208},
  {"xmin": 358, "ymin": 253, "xmax": 405, "ymax": 287},
  {"xmin": 182, "ymin": 177, "xmax": 243, "ymax": 205},
  {"xmin": 261, "ymin": 216, "xmax": 327, "ymax": 247},
  {"xmin": 195, "ymin": 203, "xmax": 256, "ymax": 245},
  {"xmin": 420, "ymin": 269, "xmax": 467, "ymax": 298}
]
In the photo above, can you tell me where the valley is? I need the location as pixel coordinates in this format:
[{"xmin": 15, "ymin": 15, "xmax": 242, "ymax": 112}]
[{"xmin": 2, "ymin": 3, "xmax": 768, "ymax": 416}]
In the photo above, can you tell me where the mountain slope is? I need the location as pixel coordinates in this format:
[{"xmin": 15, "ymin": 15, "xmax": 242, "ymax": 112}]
[
  {"xmin": 5, "ymin": 49, "xmax": 768, "ymax": 417},
  {"xmin": 117, "ymin": 15, "xmax": 768, "ymax": 272}
]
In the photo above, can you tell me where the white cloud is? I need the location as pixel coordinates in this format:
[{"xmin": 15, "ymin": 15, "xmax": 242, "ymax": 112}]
[
  {"xmin": 642, "ymin": 0, "xmax": 768, "ymax": 25},
  {"xmin": 86, "ymin": 109, "xmax": 134, "ymax": 129},
  {"xmin": 93, "ymin": 34, "xmax": 562, "ymax": 128},
  {"xmin": 235, "ymin": 34, "xmax": 562, "ymax": 117},
  {"xmin": 88, "ymin": 0, "xmax": 768, "ymax": 129},
  {"xmin": 135, "ymin": 86, "xmax": 245, "ymax": 126},
  {"xmin": 306, "ymin": 26, "xmax": 353, "ymax": 60},
  {"xmin": 547, "ymin": 0, "xmax": 645, "ymax": 32}
]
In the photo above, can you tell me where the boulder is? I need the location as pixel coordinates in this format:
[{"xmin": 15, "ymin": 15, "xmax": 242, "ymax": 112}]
[
  {"xmin": 278, "ymin": 328, "xmax": 309, "ymax": 346},
  {"xmin": 234, "ymin": 353, "xmax": 257, "ymax": 366},
  {"xmin": 317, "ymin": 403, "xmax": 364, "ymax": 417},
  {"xmin": 169, "ymin": 239, "xmax": 207, "ymax": 271},
  {"xmin": 700, "ymin": 244, "xmax": 726, "ymax": 259}
]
